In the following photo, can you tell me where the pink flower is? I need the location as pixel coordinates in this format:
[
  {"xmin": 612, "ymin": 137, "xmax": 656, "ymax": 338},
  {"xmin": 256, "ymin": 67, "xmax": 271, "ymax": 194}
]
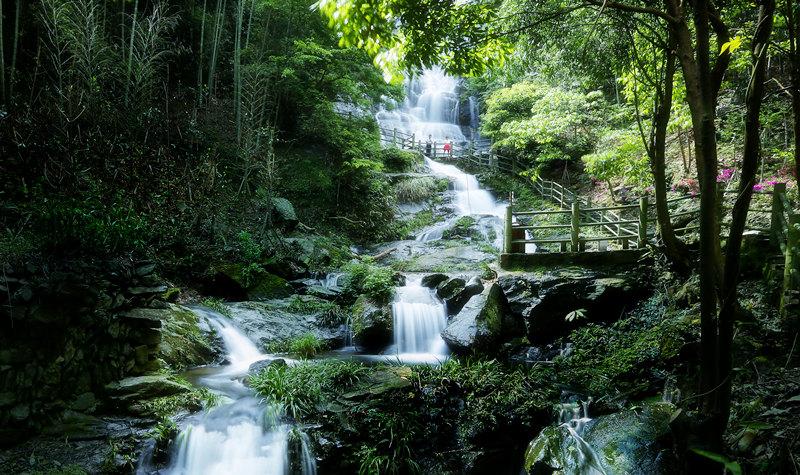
[
  {"xmin": 753, "ymin": 184, "xmax": 764, "ymax": 191},
  {"xmin": 717, "ymin": 168, "xmax": 734, "ymax": 182}
]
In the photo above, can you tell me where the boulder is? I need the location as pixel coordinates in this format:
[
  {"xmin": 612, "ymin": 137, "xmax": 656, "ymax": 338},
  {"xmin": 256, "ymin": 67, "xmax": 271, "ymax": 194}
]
[
  {"xmin": 351, "ymin": 295, "xmax": 393, "ymax": 351},
  {"xmin": 525, "ymin": 402, "xmax": 678, "ymax": 475},
  {"xmin": 105, "ymin": 375, "xmax": 192, "ymax": 404},
  {"xmin": 421, "ymin": 273, "xmax": 449, "ymax": 288},
  {"xmin": 271, "ymin": 197, "xmax": 299, "ymax": 231},
  {"xmin": 444, "ymin": 276, "xmax": 484, "ymax": 316},
  {"xmin": 441, "ymin": 283, "xmax": 521, "ymax": 354},
  {"xmin": 497, "ymin": 268, "xmax": 649, "ymax": 344},
  {"xmin": 225, "ymin": 298, "xmax": 347, "ymax": 350}
]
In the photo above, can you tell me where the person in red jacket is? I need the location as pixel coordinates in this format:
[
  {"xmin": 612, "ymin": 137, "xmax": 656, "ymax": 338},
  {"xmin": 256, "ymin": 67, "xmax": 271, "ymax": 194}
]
[{"xmin": 443, "ymin": 137, "xmax": 452, "ymax": 157}]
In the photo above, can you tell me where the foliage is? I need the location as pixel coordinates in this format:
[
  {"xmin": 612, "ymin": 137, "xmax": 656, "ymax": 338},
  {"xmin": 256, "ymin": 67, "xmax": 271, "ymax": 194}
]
[
  {"xmin": 341, "ymin": 260, "xmax": 396, "ymax": 303},
  {"xmin": 381, "ymin": 148, "xmax": 422, "ymax": 172},
  {"xmin": 481, "ymin": 81, "xmax": 611, "ymax": 167},
  {"xmin": 315, "ymin": 0, "xmax": 512, "ymax": 81},
  {"xmin": 582, "ymin": 128, "xmax": 652, "ymax": 192}
]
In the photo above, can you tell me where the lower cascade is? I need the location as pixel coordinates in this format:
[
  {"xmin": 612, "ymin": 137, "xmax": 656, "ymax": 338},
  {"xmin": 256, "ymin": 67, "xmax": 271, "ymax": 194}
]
[
  {"xmin": 140, "ymin": 308, "xmax": 316, "ymax": 475},
  {"xmin": 391, "ymin": 278, "xmax": 449, "ymax": 359}
]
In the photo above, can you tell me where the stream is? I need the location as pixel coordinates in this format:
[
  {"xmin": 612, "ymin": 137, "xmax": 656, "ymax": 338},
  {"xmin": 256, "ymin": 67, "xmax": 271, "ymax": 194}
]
[
  {"xmin": 141, "ymin": 67, "xmax": 507, "ymax": 474},
  {"xmin": 138, "ymin": 309, "xmax": 315, "ymax": 475}
]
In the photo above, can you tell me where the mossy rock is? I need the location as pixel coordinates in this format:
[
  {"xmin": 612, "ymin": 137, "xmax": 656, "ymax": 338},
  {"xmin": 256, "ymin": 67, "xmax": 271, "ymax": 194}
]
[
  {"xmin": 351, "ymin": 295, "xmax": 393, "ymax": 351},
  {"xmin": 525, "ymin": 402, "xmax": 678, "ymax": 475},
  {"xmin": 158, "ymin": 304, "xmax": 219, "ymax": 371},
  {"xmin": 213, "ymin": 263, "xmax": 292, "ymax": 300}
]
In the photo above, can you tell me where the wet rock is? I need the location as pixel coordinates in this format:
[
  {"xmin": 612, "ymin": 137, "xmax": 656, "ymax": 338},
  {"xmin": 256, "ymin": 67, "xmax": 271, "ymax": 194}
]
[
  {"xmin": 498, "ymin": 268, "xmax": 649, "ymax": 344},
  {"xmin": 436, "ymin": 277, "xmax": 466, "ymax": 300},
  {"xmin": 444, "ymin": 276, "xmax": 484, "ymax": 316},
  {"xmin": 225, "ymin": 299, "xmax": 347, "ymax": 350},
  {"xmin": 351, "ymin": 296, "xmax": 393, "ymax": 351},
  {"xmin": 421, "ymin": 273, "xmax": 449, "ymax": 288},
  {"xmin": 441, "ymin": 283, "xmax": 521, "ymax": 354},
  {"xmin": 247, "ymin": 358, "xmax": 288, "ymax": 376},
  {"xmin": 525, "ymin": 402, "xmax": 678, "ymax": 474},
  {"xmin": 105, "ymin": 375, "xmax": 192, "ymax": 405},
  {"xmin": 340, "ymin": 367, "xmax": 412, "ymax": 400}
]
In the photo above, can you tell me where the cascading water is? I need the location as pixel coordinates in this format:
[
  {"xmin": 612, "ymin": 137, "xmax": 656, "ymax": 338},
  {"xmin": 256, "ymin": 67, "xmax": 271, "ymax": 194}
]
[
  {"xmin": 376, "ymin": 67, "xmax": 466, "ymax": 144},
  {"xmin": 376, "ymin": 68, "xmax": 506, "ymax": 249},
  {"xmin": 389, "ymin": 277, "xmax": 448, "ymax": 363},
  {"xmin": 138, "ymin": 308, "xmax": 316, "ymax": 475},
  {"xmin": 557, "ymin": 401, "xmax": 607, "ymax": 475}
]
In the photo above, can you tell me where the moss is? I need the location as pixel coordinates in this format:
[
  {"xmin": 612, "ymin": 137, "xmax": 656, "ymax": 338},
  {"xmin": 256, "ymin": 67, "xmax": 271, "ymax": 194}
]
[
  {"xmin": 161, "ymin": 287, "xmax": 181, "ymax": 302},
  {"xmin": 159, "ymin": 305, "xmax": 217, "ymax": 371},
  {"xmin": 248, "ymin": 272, "xmax": 292, "ymax": 299}
]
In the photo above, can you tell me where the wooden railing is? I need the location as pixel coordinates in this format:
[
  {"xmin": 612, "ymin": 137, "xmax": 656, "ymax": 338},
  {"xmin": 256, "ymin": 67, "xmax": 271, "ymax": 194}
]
[
  {"xmin": 378, "ymin": 126, "xmax": 521, "ymax": 172},
  {"xmin": 377, "ymin": 126, "xmax": 798, "ymax": 288}
]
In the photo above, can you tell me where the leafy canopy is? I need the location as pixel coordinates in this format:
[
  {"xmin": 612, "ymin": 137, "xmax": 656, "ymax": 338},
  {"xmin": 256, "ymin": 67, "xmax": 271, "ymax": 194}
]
[
  {"xmin": 314, "ymin": 0, "xmax": 512, "ymax": 81},
  {"xmin": 481, "ymin": 81, "xmax": 610, "ymax": 163}
]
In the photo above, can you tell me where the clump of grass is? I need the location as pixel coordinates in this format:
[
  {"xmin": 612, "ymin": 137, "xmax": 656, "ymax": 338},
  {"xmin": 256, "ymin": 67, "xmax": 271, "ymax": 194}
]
[
  {"xmin": 201, "ymin": 297, "xmax": 231, "ymax": 317},
  {"xmin": 267, "ymin": 333, "xmax": 326, "ymax": 358},
  {"xmin": 249, "ymin": 360, "xmax": 366, "ymax": 418},
  {"xmin": 395, "ymin": 176, "xmax": 442, "ymax": 202}
]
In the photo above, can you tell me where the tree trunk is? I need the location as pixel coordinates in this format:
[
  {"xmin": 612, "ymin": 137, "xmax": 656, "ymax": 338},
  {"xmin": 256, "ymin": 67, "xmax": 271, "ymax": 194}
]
[
  {"xmin": 787, "ymin": 0, "xmax": 800, "ymax": 185},
  {"xmin": 717, "ymin": 0, "xmax": 775, "ymax": 434},
  {"xmin": 651, "ymin": 36, "xmax": 689, "ymax": 268}
]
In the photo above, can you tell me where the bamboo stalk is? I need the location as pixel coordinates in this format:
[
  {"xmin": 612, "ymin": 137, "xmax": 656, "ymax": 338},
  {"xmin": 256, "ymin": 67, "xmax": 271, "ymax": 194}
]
[
  {"xmin": 234, "ymin": 0, "xmax": 244, "ymax": 144},
  {"xmin": 124, "ymin": 0, "xmax": 140, "ymax": 102}
]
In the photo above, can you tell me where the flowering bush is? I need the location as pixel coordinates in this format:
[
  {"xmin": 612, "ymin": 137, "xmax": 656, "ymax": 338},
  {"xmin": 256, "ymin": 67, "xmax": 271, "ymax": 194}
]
[
  {"xmin": 672, "ymin": 177, "xmax": 700, "ymax": 195},
  {"xmin": 717, "ymin": 168, "xmax": 734, "ymax": 182}
]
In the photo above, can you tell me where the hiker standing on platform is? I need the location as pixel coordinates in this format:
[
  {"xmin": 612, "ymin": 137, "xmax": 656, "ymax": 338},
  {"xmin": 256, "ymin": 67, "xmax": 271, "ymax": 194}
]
[{"xmin": 425, "ymin": 135, "xmax": 432, "ymax": 157}]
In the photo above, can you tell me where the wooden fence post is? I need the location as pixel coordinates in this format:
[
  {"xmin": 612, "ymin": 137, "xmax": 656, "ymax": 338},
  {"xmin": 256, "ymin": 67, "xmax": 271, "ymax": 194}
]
[
  {"xmin": 782, "ymin": 212, "xmax": 799, "ymax": 329},
  {"xmin": 571, "ymin": 201, "xmax": 580, "ymax": 252},
  {"xmin": 504, "ymin": 205, "xmax": 513, "ymax": 254},
  {"xmin": 639, "ymin": 196, "xmax": 648, "ymax": 248},
  {"xmin": 392, "ymin": 128, "xmax": 397, "ymax": 147},
  {"xmin": 771, "ymin": 182, "xmax": 787, "ymax": 243}
]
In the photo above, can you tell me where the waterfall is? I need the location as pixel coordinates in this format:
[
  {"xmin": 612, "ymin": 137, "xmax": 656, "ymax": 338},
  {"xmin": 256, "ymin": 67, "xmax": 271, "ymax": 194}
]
[
  {"xmin": 375, "ymin": 67, "xmax": 466, "ymax": 144},
  {"xmin": 142, "ymin": 307, "xmax": 317, "ymax": 475},
  {"xmin": 557, "ymin": 401, "xmax": 607, "ymax": 475},
  {"xmin": 391, "ymin": 278, "xmax": 448, "ymax": 359}
]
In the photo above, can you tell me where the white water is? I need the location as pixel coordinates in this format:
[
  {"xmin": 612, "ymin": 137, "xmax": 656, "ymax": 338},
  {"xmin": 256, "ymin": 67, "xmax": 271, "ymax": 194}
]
[
  {"xmin": 389, "ymin": 278, "xmax": 449, "ymax": 364},
  {"xmin": 376, "ymin": 67, "xmax": 466, "ymax": 144},
  {"xmin": 376, "ymin": 67, "xmax": 506, "ymax": 249},
  {"xmin": 144, "ymin": 308, "xmax": 316, "ymax": 475},
  {"xmin": 557, "ymin": 401, "xmax": 607, "ymax": 475}
]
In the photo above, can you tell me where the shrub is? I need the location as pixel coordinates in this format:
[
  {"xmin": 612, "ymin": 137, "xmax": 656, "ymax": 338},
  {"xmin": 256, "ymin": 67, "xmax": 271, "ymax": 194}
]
[
  {"xmin": 341, "ymin": 260, "xmax": 396, "ymax": 303},
  {"xmin": 380, "ymin": 148, "xmax": 422, "ymax": 172}
]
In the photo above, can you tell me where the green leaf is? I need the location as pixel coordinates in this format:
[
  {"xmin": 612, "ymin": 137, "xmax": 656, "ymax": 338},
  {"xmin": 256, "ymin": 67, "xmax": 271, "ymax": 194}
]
[
  {"xmin": 690, "ymin": 448, "xmax": 742, "ymax": 475},
  {"xmin": 719, "ymin": 36, "xmax": 743, "ymax": 55}
]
